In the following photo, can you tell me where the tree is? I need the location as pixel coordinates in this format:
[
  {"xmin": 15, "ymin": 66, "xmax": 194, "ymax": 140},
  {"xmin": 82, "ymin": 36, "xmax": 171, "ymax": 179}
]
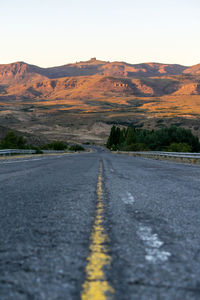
[
  {"xmin": 106, "ymin": 125, "xmax": 121, "ymax": 149},
  {"xmin": 125, "ymin": 127, "xmax": 135, "ymax": 146},
  {"xmin": 0, "ymin": 131, "xmax": 27, "ymax": 149},
  {"xmin": 106, "ymin": 125, "xmax": 200, "ymax": 152}
]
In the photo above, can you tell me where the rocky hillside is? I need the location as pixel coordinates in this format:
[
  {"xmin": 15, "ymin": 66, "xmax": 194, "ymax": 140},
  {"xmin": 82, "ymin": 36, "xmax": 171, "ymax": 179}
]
[
  {"xmin": 1, "ymin": 58, "xmax": 200, "ymax": 100},
  {"xmin": 0, "ymin": 58, "xmax": 189, "ymax": 82},
  {"xmin": 1, "ymin": 58, "xmax": 200, "ymax": 144},
  {"xmin": 183, "ymin": 64, "xmax": 200, "ymax": 75}
]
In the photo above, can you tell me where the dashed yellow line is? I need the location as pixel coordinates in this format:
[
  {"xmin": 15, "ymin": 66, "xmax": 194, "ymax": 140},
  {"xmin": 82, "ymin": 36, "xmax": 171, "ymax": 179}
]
[{"xmin": 81, "ymin": 162, "xmax": 114, "ymax": 300}]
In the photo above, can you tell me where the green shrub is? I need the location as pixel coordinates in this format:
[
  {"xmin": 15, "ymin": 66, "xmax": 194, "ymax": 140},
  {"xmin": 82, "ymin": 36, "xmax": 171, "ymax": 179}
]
[
  {"xmin": 34, "ymin": 147, "xmax": 43, "ymax": 154},
  {"xmin": 69, "ymin": 144, "xmax": 85, "ymax": 151},
  {"xmin": 0, "ymin": 131, "xmax": 27, "ymax": 149},
  {"xmin": 42, "ymin": 141, "xmax": 68, "ymax": 150},
  {"xmin": 167, "ymin": 143, "xmax": 192, "ymax": 152}
]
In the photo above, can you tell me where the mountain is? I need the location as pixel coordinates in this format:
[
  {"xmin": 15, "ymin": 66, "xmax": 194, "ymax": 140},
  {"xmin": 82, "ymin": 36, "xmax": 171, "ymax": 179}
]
[
  {"xmin": 183, "ymin": 63, "xmax": 200, "ymax": 75},
  {"xmin": 1, "ymin": 58, "xmax": 200, "ymax": 99},
  {"xmin": 0, "ymin": 61, "xmax": 46, "ymax": 84},
  {"xmin": 0, "ymin": 58, "xmax": 189, "ymax": 83},
  {"xmin": 0, "ymin": 59, "xmax": 200, "ymax": 100},
  {"xmin": 0, "ymin": 58, "xmax": 200, "ymax": 144}
]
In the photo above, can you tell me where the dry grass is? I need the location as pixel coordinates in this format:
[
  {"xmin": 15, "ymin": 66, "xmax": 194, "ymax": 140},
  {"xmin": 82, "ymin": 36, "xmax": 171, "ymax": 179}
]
[
  {"xmin": 1, "ymin": 73, "xmax": 200, "ymax": 143},
  {"xmin": 141, "ymin": 95, "xmax": 200, "ymax": 117}
]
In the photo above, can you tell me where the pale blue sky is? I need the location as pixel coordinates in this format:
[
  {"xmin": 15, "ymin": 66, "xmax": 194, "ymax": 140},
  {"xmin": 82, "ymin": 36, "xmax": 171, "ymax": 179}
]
[{"xmin": 0, "ymin": 0, "xmax": 200, "ymax": 67}]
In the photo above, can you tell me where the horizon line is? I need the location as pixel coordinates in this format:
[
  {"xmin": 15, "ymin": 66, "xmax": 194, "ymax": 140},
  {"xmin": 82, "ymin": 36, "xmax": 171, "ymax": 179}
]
[{"xmin": 1, "ymin": 57, "xmax": 199, "ymax": 68}]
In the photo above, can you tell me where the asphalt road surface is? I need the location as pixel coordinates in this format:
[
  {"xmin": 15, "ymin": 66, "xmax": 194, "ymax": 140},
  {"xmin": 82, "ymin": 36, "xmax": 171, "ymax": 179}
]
[{"xmin": 0, "ymin": 149, "xmax": 200, "ymax": 299}]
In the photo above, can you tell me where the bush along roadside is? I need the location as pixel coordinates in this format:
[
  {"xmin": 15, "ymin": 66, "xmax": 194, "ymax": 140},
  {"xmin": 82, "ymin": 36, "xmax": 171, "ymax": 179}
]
[
  {"xmin": 68, "ymin": 144, "xmax": 85, "ymax": 151},
  {"xmin": 106, "ymin": 125, "xmax": 200, "ymax": 152},
  {"xmin": 0, "ymin": 131, "xmax": 28, "ymax": 150},
  {"xmin": 0, "ymin": 131, "xmax": 85, "ymax": 153},
  {"xmin": 41, "ymin": 141, "xmax": 68, "ymax": 151}
]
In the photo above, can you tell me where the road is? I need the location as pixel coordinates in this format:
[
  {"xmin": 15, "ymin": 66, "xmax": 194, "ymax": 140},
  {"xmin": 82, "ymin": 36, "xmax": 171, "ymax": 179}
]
[{"xmin": 0, "ymin": 150, "xmax": 200, "ymax": 299}]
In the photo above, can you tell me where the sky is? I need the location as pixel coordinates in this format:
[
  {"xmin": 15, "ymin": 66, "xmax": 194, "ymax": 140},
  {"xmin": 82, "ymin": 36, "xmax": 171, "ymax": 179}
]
[{"xmin": 0, "ymin": 0, "xmax": 200, "ymax": 67}]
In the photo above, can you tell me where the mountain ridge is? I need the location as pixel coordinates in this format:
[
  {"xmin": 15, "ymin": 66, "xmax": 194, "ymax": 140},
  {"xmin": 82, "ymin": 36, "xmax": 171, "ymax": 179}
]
[
  {"xmin": 1, "ymin": 58, "xmax": 200, "ymax": 99},
  {"xmin": 0, "ymin": 58, "xmax": 194, "ymax": 82}
]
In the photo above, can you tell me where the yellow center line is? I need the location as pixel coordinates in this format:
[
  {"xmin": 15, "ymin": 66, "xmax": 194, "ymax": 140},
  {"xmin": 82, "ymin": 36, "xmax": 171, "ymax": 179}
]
[{"xmin": 81, "ymin": 162, "xmax": 114, "ymax": 300}]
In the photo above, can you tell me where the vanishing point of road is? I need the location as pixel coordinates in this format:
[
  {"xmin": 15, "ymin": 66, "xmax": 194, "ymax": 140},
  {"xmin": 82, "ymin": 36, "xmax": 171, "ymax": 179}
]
[{"xmin": 0, "ymin": 148, "xmax": 200, "ymax": 299}]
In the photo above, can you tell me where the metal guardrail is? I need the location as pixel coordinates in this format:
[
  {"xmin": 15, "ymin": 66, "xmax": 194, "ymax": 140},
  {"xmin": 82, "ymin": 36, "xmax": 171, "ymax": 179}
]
[
  {"xmin": 116, "ymin": 151, "xmax": 200, "ymax": 160},
  {"xmin": 0, "ymin": 149, "xmax": 67, "ymax": 155},
  {"xmin": 1, "ymin": 149, "xmax": 200, "ymax": 159},
  {"xmin": 0, "ymin": 149, "xmax": 37, "ymax": 155},
  {"xmin": 130, "ymin": 151, "xmax": 200, "ymax": 159}
]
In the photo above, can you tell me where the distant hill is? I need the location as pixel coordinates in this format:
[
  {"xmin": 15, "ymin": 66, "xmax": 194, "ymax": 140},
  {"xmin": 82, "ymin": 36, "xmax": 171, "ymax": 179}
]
[
  {"xmin": 0, "ymin": 58, "xmax": 200, "ymax": 144},
  {"xmin": 0, "ymin": 58, "xmax": 189, "ymax": 83},
  {"xmin": 183, "ymin": 63, "xmax": 200, "ymax": 75},
  {"xmin": 1, "ymin": 58, "xmax": 200, "ymax": 99}
]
